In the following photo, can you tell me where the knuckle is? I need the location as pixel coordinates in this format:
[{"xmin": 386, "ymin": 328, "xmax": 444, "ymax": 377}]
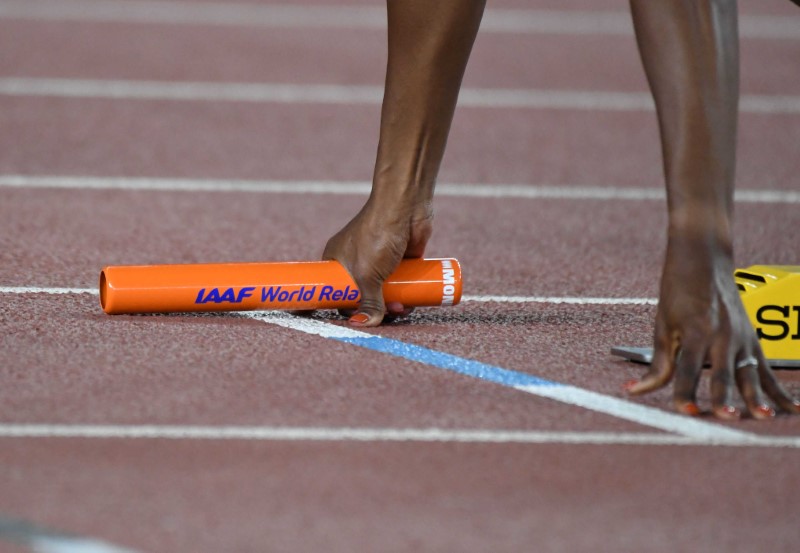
[{"xmin": 357, "ymin": 297, "xmax": 385, "ymax": 315}]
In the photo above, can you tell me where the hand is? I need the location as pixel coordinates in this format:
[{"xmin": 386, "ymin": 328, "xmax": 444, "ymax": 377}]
[
  {"xmin": 626, "ymin": 237, "xmax": 800, "ymax": 419},
  {"xmin": 322, "ymin": 201, "xmax": 433, "ymax": 327}
]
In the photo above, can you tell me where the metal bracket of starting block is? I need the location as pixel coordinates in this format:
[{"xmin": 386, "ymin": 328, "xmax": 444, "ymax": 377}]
[{"xmin": 610, "ymin": 346, "xmax": 800, "ymax": 370}]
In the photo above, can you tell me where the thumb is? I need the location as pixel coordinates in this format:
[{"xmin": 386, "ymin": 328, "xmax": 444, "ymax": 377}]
[{"xmin": 347, "ymin": 273, "xmax": 386, "ymax": 327}]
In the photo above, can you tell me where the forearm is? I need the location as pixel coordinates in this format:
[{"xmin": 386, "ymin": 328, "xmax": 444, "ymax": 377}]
[
  {"xmin": 369, "ymin": 0, "xmax": 486, "ymax": 215},
  {"xmin": 630, "ymin": 0, "xmax": 739, "ymax": 250}
]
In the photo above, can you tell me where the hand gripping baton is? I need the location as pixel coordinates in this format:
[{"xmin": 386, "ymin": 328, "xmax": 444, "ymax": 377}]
[{"xmin": 100, "ymin": 258, "xmax": 462, "ymax": 315}]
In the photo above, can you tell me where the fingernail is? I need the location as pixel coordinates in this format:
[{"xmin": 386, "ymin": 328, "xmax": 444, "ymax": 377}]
[
  {"xmin": 622, "ymin": 379, "xmax": 639, "ymax": 392},
  {"xmin": 754, "ymin": 405, "xmax": 776, "ymax": 419},
  {"xmin": 679, "ymin": 402, "xmax": 702, "ymax": 417},
  {"xmin": 348, "ymin": 313, "xmax": 370, "ymax": 326},
  {"xmin": 718, "ymin": 405, "xmax": 740, "ymax": 419}
]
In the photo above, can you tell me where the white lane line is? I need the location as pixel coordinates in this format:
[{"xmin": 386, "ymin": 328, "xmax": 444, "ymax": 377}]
[
  {"xmin": 2, "ymin": 78, "xmax": 799, "ymax": 114},
  {"xmin": 0, "ymin": 424, "xmax": 796, "ymax": 448},
  {"xmin": 465, "ymin": 295, "xmax": 657, "ymax": 305},
  {"xmin": 0, "ymin": 78, "xmax": 386, "ymax": 105},
  {"xmin": 1, "ymin": 175, "xmax": 799, "ymax": 204},
  {"xmin": 0, "ymin": 287, "xmax": 661, "ymax": 305},
  {"xmin": 0, "ymin": 0, "xmax": 388, "ymax": 29},
  {"xmin": 0, "ymin": 286, "xmax": 97, "ymax": 295},
  {"xmin": 0, "ymin": 518, "xmax": 142, "ymax": 553},
  {"xmin": 515, "ymin": 384, "xmax": 742, "ymax": 442},
  {"xmin": 31, "ymin": 537, "xmax": 140, "ymax": 553},
  {"xmin": 0, "ymin": 1, "xmax": 797, "ymax": 40},
  {"xmin": 0, "ymin": 174, "xmax": 374, "ymax": 194}
]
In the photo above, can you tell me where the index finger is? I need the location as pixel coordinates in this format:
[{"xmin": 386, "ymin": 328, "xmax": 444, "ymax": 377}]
[{"xmin": 625, "ymin": 336, "xmax": 677, "ymax": 396}]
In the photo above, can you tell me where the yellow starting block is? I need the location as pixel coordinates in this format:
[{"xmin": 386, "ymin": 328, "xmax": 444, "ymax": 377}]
[
  {"xmin": 612, "ymin": 265, "xmax": 800, "ymax": 369},
  {"xmin": 736, "ymin": 265, "xmax": 799, "ymax": 363}
]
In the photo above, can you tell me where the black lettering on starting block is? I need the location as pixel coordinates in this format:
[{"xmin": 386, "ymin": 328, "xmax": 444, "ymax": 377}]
[{"xmin": 756, "ymin": 305, "xmax": 800, "ymax": 341}]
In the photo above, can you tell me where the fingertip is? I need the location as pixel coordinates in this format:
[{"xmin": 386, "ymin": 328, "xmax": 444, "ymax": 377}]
[
  {"xmin": 675, "ymin": 401, "xmax": 703, "ymax": 417},
  {"xmin": 348, "ymin": 312, "xmax": 370, "ymax": 325},
  {"xmin": 348, "ymin": 312, "xmax": 383, "ymax": 327},
  {"xmin": 756, "ymin": 356, "xmax": 800, "ymax": 414},
  {"xmin": 626, "ymin": 344, "xmax": 675, "ymax": 396},
  {"xmin": 624, "ymin": 375, "xmax": 666, "ymax": 396},
  {"xmin": 386, "ymin": 302, "xmax": 414, "ymax": 320},
  {"xmin": 386, "ymin": 301, "xmax": 405, "ymax": 315},
  {"xmin": 771, "ymin": 396, "xmax": 800, "ymax": 415},
  {"xmin": 622, "ymin": 379, "xmax": 639, "ymax": 392},
  {"xmin": 623, "ymin": 381, "xmax": 648, "ymax": 395},
  {"xmin": 750, "ymin": 404, "xmax": 776, "ymax": 421},
  {"xmin": 712, "ymin": 404, "xmax": 741, "ymax": 421}
]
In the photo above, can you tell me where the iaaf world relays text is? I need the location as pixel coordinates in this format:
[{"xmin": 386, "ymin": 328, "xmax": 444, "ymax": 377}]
[
  {"xmin": 193, "ymin": 258, "xmax": 457, "ymax": 306},
  {"xmin": 195, "ymin": 285, "xmax": 359, "ymax": 305}
]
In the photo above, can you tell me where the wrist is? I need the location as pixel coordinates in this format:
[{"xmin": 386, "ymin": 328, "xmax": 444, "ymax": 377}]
[
  {"xmin": 667, "ymin": 204, "xmax": 733, "ymax": 252},
  {"xmin": 366, "ymin": 180, "xmax": 434, "ymax": 221}
]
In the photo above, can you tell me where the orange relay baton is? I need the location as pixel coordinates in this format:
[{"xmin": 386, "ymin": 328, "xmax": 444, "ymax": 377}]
[{"xmin": 100, "ymin": 258, "xmax": 462, "ymax": 315}]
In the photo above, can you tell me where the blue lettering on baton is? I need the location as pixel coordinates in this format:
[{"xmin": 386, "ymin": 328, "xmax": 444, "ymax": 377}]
[
  {"xmin": 236, "ymin": 287, "xmax": 256, "ymax": 302},
  {"xmin": 196, "ymin": 287, "xmax": 256, "ymax": 304},
  {"xmin": 318, "ymin": 286, "xmax": 359, "ymax": 302},
  {"xmin": 261, "ymin": 286, "xmax": 318, "ymax": 304},
  {"xmin": 261, "ymin": 286, "xmax": 281, "ymax": 302},
  {"xmin": 302, "ymin": 287, "xmax": 316, "ymax": 301}
]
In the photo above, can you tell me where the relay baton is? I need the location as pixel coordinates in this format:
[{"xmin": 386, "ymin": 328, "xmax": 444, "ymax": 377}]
[{"xmin": 100, "ymin": 258, "xmax": 462, "ymax": 314}]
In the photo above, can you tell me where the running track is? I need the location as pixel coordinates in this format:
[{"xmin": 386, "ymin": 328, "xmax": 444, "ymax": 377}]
[{"xmin": 1, "ymin": 1, "xmax": 799, "ymax": 551}]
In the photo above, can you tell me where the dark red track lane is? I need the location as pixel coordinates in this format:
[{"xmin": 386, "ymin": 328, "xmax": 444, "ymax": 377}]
[
  {"xmin": 2, "ymin": 19, "xmax": 797, "ymax": 95},
  {"xmin": 1, "ymin": 98, "xmax": 798, "ymax": 189},
  {"xmin": 1, "ymin": 440, "xmax": 799, "ymax": 553}
]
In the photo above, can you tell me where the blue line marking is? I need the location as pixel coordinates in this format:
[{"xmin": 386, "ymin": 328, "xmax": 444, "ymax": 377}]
[{"xmin": 336, "ymin": 336, "xmax": 559, "ymax": 388}]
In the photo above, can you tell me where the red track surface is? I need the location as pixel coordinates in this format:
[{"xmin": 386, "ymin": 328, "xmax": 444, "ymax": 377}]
[{"xmin": 1, "ymin": 1, "xmax": 799, "ymax": 552}]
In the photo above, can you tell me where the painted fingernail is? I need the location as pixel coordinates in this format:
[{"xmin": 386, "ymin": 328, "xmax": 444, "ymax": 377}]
[
  {"xmin": 348, "ymin": 313, "xmax": 370, "ymax": 326},
  {"xmin": 754, "ymin": 405, "xmax": 776, "ymax": 419},
  {"xmin": 718, "ymin": 405, "xmax": 740, "ymax": 419},
  {"xmin": 622, "ymin": 379, "xmax": 639, "ymax": 392},
  {"xmin": 679, "ymin": 402, "xmax": 702, "ymax": 417}
]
